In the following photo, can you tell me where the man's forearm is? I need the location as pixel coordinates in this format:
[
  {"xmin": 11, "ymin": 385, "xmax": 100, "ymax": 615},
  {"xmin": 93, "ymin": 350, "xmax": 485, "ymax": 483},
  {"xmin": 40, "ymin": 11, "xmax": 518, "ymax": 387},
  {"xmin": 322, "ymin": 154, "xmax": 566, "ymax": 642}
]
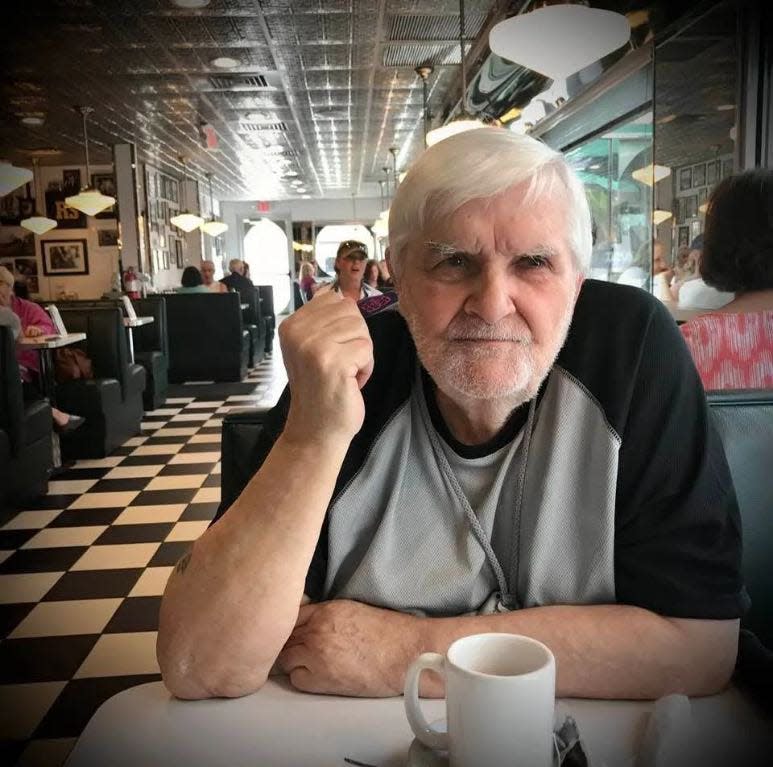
[
  {"xmin": 157, "ymin": 431, "xmax": 349, "ymax": 700},
  {"xmin": 416, "ymin": 605, "xmax": 738, "ymax": 699}
]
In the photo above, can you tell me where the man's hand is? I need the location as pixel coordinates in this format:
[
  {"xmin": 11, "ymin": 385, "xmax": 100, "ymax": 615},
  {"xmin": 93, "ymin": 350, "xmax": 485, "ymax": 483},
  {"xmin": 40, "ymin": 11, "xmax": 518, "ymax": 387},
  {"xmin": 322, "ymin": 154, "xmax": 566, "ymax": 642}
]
[
  {"xmin": 278, "ymin": 291, "xmax": 373, "ymax": 444},
  {"xmin": 24, "ymin": 325, "xmax": 44, "ymax": 337},
  {"xmin": 276, "ymin": 600, "xmax": 428, "ymax": 697}
]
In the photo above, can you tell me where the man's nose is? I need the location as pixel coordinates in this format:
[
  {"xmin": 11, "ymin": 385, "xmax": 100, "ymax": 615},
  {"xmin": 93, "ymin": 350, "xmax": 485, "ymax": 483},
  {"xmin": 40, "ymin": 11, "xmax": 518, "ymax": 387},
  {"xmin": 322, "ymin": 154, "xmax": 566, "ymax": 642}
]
[{"xmin": 464, "ymin": 270, "xmax": 515, "ymax": 325}]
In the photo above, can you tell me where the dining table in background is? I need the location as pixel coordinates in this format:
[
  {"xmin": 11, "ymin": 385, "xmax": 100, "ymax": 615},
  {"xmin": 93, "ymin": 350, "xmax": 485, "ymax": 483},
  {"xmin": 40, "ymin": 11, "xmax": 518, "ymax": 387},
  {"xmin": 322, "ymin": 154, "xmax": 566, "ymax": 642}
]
[
  {"xmin": 65, "ymin": 677, "xmax": 771, "ymax": 767},
  {"xmin": 123, "ymin": 316, "xmax": 154, "ymax": 364},
  {"xmin": 17, "ymin": 332, "xmax": 87, "ymax": 467}
]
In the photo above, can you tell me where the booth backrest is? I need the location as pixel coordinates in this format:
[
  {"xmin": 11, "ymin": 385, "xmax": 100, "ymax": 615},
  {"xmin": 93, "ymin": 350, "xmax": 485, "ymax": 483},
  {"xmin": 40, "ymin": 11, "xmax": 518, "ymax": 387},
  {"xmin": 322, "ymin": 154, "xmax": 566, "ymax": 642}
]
[
  {"xmin": 706, "ymin": 389, "xmax": 773, "ymax": 645},
  {"xmin": 164, "ymin": 292, "xmax": 246, "ymax": 382},
  {"xmin": 0, "ymin": 325, "xmax": 25, "ymax": 452},
  {"xmin": 257, "ymin": 285, "xmax": 275, "ymax": 326},
  {"xmin": 132, "ymin": 296, "xmax": 169, "ymax": 357},
  {"xmin": 240, "ymin": 286, "xmax": 263, "ymax": 328},
  {"xmin": 58, "ymin": 307, "xmax": 133, "ymax": 394}
]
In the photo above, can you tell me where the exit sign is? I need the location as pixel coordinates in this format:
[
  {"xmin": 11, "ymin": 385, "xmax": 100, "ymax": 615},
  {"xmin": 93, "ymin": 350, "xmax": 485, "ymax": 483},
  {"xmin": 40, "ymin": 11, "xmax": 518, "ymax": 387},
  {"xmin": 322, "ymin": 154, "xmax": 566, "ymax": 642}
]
[{"xmin": 256, "ymin": 201, "xmax": 270, "ymax": 213}]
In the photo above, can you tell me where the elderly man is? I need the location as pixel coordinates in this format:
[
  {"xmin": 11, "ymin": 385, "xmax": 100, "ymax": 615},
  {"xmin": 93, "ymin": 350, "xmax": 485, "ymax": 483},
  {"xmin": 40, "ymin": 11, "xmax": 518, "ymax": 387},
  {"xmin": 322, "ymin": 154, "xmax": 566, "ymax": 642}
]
[
  {"xmin": 220, "ymin": 258, "xmax": 254, "ymax": 296},
  {"xmin": 158, "ymin": 129, "xmax": 745, "ymax": 702},
  {"xmin": 200, "ymin": 259, "xmax": 227, "ymax": 293}
]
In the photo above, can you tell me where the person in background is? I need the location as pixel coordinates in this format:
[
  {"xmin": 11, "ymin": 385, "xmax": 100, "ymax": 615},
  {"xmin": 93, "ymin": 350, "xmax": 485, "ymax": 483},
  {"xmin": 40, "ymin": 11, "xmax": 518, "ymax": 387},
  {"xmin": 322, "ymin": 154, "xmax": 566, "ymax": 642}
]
[
  {"xmin": 299, "ymin": 261, "xmax": 318, "ymax": 302},
  {"xmin": 651, "ymin": 241, "xmax": 673, "ymax": 302},
  {"xmin": 315, "ymin": 241, "xmax": 381, "ymax": 302},
  {"xmin": 177, "ymin": 266, "xmax": 210, "ymax": 294},
  {"xmin": 675, "ymin": 235, "xmax": 734, "ymax": 310},
  {"xmin": 616, "ymin": 242, "xmax": 650, "ymax": 289},
  {"xmin": 220, "ymin": 258, "xmax": 255, "ymax": 297},
  {"xmin": 363, "ymin": 260, "xmax": 380, "ymax": 290},
  {"xmin": 680, "ymin": 169, "xmax": 773, "ymax": 389},
  {"xmin": 377, "ymin": 258, "xmax": 394, "ymax": 290},
  {"xmin": 201, "ymin": 260, "xmax": 227, "ymax": 293},
  {"xmin": 0, "ymin": 265, "xmax": 84, "ymax": 431}
]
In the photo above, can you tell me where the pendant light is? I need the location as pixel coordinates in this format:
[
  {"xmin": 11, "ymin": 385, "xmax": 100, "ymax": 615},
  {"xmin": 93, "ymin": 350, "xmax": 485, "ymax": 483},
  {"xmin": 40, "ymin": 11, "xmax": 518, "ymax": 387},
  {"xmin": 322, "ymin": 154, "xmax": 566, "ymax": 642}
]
[
  {"xmin": 415, "ymin": 65, "xmax": 433, "ymax": 146},
  {"xmin": 200, "ymin": 173, "xmax": 228, "ymax": 237},
  {"xmin": 632, "ymin": 164, "xmax": 671, "ymax": 186},
  {"xmin": 0, "ymin": 161, "xmax": 33, "ymax": 197},
  {"xmin": 65, "ymin": 106, "xmax": 116, "ymax": 216},
  {"xmin": 21, "ymin": 158, "xmax": 57, "ymax": 235},
  {"xmin": 426, "ymin": 0, "xmax": 485, "ymax": 147},
  {"xmin": 170, "ymin": 157, "xmax": 204, "ymax": 233},
  {"xmin": 489, "ymin": 3, "xmax": 631, "ymax": 81}
]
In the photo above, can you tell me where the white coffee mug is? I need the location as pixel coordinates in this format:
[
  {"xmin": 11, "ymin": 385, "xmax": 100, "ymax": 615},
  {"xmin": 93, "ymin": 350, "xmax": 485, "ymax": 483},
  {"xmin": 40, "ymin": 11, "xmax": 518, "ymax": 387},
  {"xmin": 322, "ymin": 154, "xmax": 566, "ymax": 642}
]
[{"xmin": 404, "ymin": 633, "xmax": 556, "ymax": 767}]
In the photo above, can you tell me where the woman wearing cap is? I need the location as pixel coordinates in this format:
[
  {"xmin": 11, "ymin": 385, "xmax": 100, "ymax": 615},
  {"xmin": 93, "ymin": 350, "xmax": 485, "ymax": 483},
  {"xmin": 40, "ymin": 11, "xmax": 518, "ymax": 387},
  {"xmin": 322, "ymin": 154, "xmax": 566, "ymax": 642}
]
[
  {"xmin": 0, "ymin": 265, "xmax": 84, "ymax": 432},
  {"xmin": 316, "ymin": 241, "xmax": 382, "ymax": 302}
]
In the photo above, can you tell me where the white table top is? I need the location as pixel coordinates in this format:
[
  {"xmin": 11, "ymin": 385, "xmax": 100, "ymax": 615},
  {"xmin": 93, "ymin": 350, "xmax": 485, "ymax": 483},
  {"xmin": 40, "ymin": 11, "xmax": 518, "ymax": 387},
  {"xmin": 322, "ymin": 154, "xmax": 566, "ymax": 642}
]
[
  {"xmin": 123, "ymin": 316, "xmax": 154, "ymax": 327},
  {"xmin": 17, "ymin": 332, "xmax": 86, "ymax": 349},
  {"xmin": 65, "ymin": 678, "xmax": 771, "ymax": 767}
]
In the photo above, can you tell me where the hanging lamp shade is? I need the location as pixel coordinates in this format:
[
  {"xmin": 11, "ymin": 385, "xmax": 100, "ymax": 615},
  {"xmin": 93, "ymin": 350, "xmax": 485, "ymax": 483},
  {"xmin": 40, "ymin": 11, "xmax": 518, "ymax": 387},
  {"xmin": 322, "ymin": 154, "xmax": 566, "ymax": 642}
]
[
  {"xmin": 200, "ymin": 219, "xmax": 228, "ymax": 237},
  {"xmin": 200, "ymin": 173, "xmax": 228, "ymax": 237},
  {"xmin": 21, "ymin": 216, "xmax": 58, "ymax": 235},
  {"xmin": 21, "ymin": 158, "xmax": 57, "ymax": 235},
  {"xmin": 170, "ymin": 211, "xmax": 204, "ymax": 232},
  {"xmin": 66, "ymin": 187, "xmax": 116, "ymax": 216},
  {"xmin": 632, "ymin": 164, "xmax": 671, "ymax": 186},
  {"xmin": 489, "ymin": 5, "xmax": 630, "ymax": 81},
  {"xmin": 652, "ymin": 209, "xmax": 673, "ymax": 226},
  {"xmin": 0, "ymin": 161, "xmax": 33, "ymax": 197}
]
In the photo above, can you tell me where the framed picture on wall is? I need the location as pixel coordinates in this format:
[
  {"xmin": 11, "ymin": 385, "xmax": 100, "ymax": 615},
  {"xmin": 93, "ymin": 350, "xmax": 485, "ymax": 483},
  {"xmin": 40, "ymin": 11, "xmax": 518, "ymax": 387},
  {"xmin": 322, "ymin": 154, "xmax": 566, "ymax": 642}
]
[
  {"xmin": 698, "ymin": 187, "xmax": 708, "ymax": 206},
  {"xmin": 677, "ymin": 197, "xmax": 687, "ymax": 221},
  {"xmin": 690, "ymin": 220, "xmax": 702, "ymax": 239},
  {"xmin": 692, "ymin": 163, "xmax": 706, "ymax": 187},
  {"xmin": 174, "ymin": 238, "xmax": 184, "ymax": 268},
  {"xmin": 41, "ymin": 239, "xmax": 89, "ymax": 275},
  {"xmin": 706, "ymin": 161, "xmax": 719, "ymax": 185},
  {"xmin": 679, "ymin": 167, "xmax": 692, "ymax": 191},
  {"xmin": 722, "ymin": 158, "xmax": 734, "ymax": 179},
  {"xmin": 92, "ymin": 173, "xmax": 118, "ymax": 219},
  {"xmin": 97, "ymin": 228, "xmax": 119, "ymax": 247},
  {"xmin": 677, "ymin": 225, "xmax": 690, "ymax": 248},
  {"xmin": 62, "ymin": 169, "xmax": 82, "ymax": 194},
  {"xmin": 44, "ymin": 190, "xmax": 87, "ymax": 229}
]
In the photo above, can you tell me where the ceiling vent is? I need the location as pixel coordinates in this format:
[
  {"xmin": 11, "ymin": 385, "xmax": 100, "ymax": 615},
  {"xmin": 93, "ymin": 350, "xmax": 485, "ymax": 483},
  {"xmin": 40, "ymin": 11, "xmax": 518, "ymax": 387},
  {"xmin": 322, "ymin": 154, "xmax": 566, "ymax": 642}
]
[
  {"xmin": 209, "ymin": 73, "xmax": 269, "ymax": 89},
  {"xmin": 239, "ymin": 121, "xmax": 288, "ymax": 132}
]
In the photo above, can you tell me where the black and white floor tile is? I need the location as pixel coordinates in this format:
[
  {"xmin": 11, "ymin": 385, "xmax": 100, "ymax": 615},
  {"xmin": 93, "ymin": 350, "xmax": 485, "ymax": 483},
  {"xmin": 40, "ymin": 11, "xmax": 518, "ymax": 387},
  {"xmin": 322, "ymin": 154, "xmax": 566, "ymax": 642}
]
[{"xmin": 0, "ymin": 350, "xmax": 287, "ymax": 766}]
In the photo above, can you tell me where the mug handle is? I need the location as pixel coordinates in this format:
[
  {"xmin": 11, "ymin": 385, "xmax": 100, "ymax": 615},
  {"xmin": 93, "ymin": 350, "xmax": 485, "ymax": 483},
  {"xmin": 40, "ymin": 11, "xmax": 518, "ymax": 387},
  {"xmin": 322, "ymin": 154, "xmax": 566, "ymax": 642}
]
[{"xmin": 403, "ymin": 652, "xmax": 449, "ymax": 752}]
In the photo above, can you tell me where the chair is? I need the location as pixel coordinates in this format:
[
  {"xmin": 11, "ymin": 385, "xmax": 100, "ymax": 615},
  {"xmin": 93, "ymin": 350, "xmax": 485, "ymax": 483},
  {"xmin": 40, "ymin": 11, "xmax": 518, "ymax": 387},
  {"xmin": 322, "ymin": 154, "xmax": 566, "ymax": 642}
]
[
  {"xmin": 292, "ymin": 280, "xmax": 305, "ymax": 311},
  {"xmin": 164, "ymin": 292, "xmax": 249, "ymax": 382},
  {"xmin": 706, "ymin": 389, "xmax": 773, "ymax": 646},
  {"xmin": 257, "ymin": 285, "xmax": 275, "ymax": 354},
  {"xmin": 55, "ymin": 307, "xmax": 146, "ymax": 459},
  {"xmin": 131, "ymin": 296, "xmax": 169, "ymax": 410},
  {"xmin": 0, "ymin": 325, "xmax": 53, "ymax": 510},
  {"xmin": 240, "ymin": 287, "xmax": 266, "ymax": 368}
]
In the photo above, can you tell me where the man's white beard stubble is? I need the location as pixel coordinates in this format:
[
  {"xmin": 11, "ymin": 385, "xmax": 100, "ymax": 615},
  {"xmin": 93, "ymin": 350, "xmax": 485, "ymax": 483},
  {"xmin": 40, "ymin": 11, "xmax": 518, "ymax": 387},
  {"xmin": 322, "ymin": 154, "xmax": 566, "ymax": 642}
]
[{"xmin": 405, "ymin": 303, "xmax": 575, "ymax": 404}]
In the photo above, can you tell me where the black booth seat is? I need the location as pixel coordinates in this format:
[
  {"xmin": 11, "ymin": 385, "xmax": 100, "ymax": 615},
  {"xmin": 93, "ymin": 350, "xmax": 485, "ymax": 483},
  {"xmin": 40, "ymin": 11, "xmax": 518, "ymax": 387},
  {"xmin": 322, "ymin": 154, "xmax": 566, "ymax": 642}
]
[
  {"xmin": 257, "ymin": 285, "xmax": 275, "ymax": 354},
  {"xmin": 0, "ymin": 326, "xmax": 53, "ymax": 511},
  {"xmin": 240, "ymin": 287, "xmax": 267, "ymax": 368},
  {"xmin": 131, "ymin": 296, "xmax": 169, "ymax": 411},
  {"xmin": 164, "ymin": 292, "xmax": 249, "ymax": 383},
  {"xmin": 55, "ymin": 307, "xmax": 145, "ymax": 459}
]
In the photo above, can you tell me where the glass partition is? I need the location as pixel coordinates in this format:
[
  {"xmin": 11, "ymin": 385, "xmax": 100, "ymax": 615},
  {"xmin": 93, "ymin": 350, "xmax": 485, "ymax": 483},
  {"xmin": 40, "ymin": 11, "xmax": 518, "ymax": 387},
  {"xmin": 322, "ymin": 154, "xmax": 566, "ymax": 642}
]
[{"xmin": 565, "ymin": 112, "xmax": 654, "ymax": 289}]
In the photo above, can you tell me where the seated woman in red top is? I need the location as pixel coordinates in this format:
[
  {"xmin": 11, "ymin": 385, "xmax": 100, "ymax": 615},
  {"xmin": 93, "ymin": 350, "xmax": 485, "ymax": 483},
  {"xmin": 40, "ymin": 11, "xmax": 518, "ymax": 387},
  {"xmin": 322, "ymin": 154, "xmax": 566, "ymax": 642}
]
[{"xmin": 680, "ymin": 169, "xmax": 773, "ymax": 390}]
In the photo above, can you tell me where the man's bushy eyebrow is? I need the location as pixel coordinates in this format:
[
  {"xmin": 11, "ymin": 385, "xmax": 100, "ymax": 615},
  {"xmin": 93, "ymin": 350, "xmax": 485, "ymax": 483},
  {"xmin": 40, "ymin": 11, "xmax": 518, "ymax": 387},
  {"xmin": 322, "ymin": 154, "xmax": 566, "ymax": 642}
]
[{"xmin": 425, "ymin": 240, "xmax": 461, "ymax": 256}]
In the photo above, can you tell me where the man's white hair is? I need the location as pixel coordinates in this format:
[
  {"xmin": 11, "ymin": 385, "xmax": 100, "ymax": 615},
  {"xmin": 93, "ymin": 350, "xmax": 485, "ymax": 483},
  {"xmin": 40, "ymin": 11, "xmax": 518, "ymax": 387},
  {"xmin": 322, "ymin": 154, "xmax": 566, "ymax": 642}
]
[
  {"xmin": 0, "ymin": 265, "xmax": 14, "ymax": 288},
  {"xmin": 228, "ymin": 258, "xmax": 243, "ymax": 274},
  {"xmin": 388, "ymin": 127, "xmax": 592, "ymax": 275}
]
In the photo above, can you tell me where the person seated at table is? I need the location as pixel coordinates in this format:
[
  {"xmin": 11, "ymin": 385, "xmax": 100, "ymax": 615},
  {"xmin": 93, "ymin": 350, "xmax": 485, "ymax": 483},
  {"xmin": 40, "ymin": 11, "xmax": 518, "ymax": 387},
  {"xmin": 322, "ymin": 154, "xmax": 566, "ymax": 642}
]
[
  {"xmin": 201, "ymin": 260, "xmax": 227, "ymax": 293},
  {"xmin": 158, "ymin": 129, "xmax": 744, "ymax": 703},
  {"xmin": 674, "ymin": 236, "xmax": 734, "ymax": 310},
  {"xmin": 315, "ymin": 241, "xmax": 382, "ymax": 302},
  {"xmin": 0, "ymin": 266, "xmax": 84, "ymax": 431},
  {"xmin": 680, "ymin": 169, "xmax": 773, "ymax": 389},
  {"xmin": 177, "ymin": 266, "xmax": 210, "ymax": 294},
  {"xmin": 299, "ymin": 261, "xmax": 318, "ymax": 302},
  {"xmin": 220, "ymin": 259, "xmax": 255, "ymax": 297}
]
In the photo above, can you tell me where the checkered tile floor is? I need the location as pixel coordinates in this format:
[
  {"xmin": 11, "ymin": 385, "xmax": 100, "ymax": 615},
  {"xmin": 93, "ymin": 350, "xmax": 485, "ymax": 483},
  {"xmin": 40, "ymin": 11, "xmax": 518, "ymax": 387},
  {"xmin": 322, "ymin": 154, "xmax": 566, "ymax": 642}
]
[{"xmin": 0, "ymin": 349, "xmax": 287, "ymax": 766}]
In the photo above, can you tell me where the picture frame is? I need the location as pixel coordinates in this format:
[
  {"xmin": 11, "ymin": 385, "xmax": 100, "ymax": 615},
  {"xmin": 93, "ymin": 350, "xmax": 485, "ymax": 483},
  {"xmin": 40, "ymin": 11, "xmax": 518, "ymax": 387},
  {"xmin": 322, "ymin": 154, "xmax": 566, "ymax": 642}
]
[
  {"xmin": 687, "ymin": 195, "xmax": 698, "ymax": 218},
  {"xmin": 690, "ymin": 220, "xmax": 702, "ymax": 239},
  {"xmin": 722, "ymin": 158, "xmax": 733, "ymax": 179},
  {"xmin": 677, "ymin": 225, "xmax": 690, "ymax": 248},
  {"xmin": 692, "ymin": 163, "xmax": 706, "ymax": 188},
  {"xmin": 92, "ymin": 173, "xmax": 118, "ymax": 219},
  {"xmin": 41, "ymin": 239, "xmax": 89, "ymax": 276},
  {"xmin": 679, "ymin": 167, "xmax": 692, "ymax": 192},
  {"xmin": 706, "ymin": 160, "xmax": 719, "ymax": 186},
  {"xmin": 174, "ymin": 237, "xmax": 184, "ymax": 268},
  {"xmin": 0, "ymin": 194, "xmax": 21, "ymax": 225},
  {"xmin": 45, "ymin": 189, "xmax": 87, "ymax": 229},
  {"xmin": 698, "ymin": 187, "xmax": 708, "ymax": 206},
  {"xmin": 677, "ymin": 197, "xmax": 687, "ymax": 221},
  {"xmin": 97, "ymin": 228, "xmax": 119, "ymax": 247},
  {"xmin": 62, "ymin": 168, "xmax": 82, "ymax": 194}
]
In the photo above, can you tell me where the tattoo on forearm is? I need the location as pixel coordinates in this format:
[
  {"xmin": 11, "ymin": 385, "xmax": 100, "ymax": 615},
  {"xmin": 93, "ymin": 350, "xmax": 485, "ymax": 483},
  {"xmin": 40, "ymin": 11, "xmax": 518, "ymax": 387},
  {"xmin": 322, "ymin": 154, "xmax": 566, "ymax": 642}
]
[{"xmin": 174, "ymin": 551, "xmax": 192, "ymax": 575}]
